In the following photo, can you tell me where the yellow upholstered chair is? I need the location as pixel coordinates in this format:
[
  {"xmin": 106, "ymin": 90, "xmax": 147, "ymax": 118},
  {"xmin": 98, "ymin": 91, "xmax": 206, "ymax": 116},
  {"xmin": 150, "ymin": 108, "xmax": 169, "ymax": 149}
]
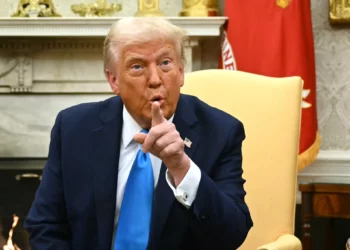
[{"xmin": 181, "ymin": 69, "xmax": 303, "ymax": 250}]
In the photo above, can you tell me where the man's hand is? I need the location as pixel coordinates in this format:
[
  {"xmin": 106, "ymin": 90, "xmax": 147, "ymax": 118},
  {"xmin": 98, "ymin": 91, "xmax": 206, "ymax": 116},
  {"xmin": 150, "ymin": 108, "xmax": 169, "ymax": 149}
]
[{"xmin": 134, "ymin": 101, "xmax": 190, "ymax": 186}]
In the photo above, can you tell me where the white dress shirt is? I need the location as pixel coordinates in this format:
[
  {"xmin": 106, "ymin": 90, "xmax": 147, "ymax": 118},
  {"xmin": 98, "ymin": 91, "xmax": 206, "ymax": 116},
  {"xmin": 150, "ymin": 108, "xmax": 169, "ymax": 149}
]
[{"xmin": 112, "ymin": 106, "xmax": 201, "ymax": 246}]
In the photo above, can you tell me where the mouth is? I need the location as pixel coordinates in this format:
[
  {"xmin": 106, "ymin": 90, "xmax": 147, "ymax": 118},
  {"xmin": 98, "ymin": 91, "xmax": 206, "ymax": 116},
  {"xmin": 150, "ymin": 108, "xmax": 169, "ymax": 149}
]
[{"xmin": 150, "ymin": 95, "xmax": 164, "ymax": 104}]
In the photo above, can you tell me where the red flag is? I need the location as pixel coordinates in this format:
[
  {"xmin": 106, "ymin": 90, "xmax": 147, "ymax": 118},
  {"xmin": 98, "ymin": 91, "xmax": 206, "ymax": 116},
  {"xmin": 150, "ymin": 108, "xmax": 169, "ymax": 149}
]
[{"xmin": 220, "ymin": 0, "xmax": 319, "ymax": 171}]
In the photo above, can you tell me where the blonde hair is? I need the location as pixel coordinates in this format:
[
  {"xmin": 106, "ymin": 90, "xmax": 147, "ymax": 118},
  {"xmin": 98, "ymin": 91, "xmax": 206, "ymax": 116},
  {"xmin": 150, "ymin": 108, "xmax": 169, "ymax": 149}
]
[{"xmin": 103, "ymin": 17, "xmax": 188, "ymax": 72}]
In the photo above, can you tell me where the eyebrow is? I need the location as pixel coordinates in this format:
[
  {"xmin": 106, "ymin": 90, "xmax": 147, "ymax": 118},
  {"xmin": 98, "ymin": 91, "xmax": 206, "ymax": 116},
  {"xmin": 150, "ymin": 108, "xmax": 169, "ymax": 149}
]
[
  {"xmin": 125, "ymin": 49, "xmax": 174, "ymax": 64},
  {"xmin": 125, "ymin": 55, "xmax": 147, "ymax": 64}
]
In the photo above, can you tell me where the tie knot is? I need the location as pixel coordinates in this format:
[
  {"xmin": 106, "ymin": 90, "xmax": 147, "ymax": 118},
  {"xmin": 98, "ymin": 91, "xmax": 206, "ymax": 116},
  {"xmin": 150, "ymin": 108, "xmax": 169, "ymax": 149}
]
[{"xmin": 140, "ymin": 129, "xmax": 149, "ymax": 134}]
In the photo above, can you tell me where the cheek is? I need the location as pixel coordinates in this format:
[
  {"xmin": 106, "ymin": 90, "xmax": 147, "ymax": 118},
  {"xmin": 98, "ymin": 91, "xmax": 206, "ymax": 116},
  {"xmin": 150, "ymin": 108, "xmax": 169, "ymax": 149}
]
[
  {"xmin": 121, "ymin": 85, "xmax": 149, "ymax": 110},
  {"xmin": 119, "ymin": 76, "xmax": 146, "ymax": 97},
  {"xmin": 164, "ymin": 74, "xmax": 182, "ymax": 94}
]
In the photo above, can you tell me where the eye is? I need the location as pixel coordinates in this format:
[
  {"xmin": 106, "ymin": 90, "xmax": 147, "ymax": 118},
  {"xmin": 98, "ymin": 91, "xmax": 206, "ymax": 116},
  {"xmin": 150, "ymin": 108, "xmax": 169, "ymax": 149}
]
[
  {"xmin": 161, "ymin": 59, "xmax": 171, "ymax": 66},
  {"xmin": 131, "ymin": 64, "xmax": 143, "ymax": 70}
]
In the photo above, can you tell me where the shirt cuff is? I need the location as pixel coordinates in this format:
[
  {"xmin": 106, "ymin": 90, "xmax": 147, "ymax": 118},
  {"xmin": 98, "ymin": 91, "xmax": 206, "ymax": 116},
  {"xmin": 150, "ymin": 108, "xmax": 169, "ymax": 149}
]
[{"xmin": 165, "ymin": 159, "xmax": 201, "ymax": 208}]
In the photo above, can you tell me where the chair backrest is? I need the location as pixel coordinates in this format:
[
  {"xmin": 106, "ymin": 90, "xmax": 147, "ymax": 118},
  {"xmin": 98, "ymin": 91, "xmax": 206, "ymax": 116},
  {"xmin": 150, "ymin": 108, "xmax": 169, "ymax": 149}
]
[{"xmin": 181, "ymin": 69, "xmax": 302, "ymax": 250}]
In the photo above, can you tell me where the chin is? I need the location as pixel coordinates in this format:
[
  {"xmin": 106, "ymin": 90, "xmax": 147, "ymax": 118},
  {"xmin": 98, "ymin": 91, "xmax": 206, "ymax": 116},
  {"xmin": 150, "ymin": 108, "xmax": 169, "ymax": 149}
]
[{"xmin": 140, "ymin": 116, "xmax": 152, "ymax": 129}]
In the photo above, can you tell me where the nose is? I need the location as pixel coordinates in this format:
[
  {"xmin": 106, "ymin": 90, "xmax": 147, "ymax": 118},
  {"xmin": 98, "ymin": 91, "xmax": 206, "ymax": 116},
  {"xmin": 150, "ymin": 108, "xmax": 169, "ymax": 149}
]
[{"xmin": 148, "ymin": 64, "xmax": 162, "ymax": 88}]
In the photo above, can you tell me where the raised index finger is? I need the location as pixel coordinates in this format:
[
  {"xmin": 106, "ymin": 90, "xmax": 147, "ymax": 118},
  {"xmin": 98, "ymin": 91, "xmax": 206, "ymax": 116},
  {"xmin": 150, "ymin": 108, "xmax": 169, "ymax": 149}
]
[{"xmin": 151, "ymin": 101, "xmax": 166, "ymax": 127}]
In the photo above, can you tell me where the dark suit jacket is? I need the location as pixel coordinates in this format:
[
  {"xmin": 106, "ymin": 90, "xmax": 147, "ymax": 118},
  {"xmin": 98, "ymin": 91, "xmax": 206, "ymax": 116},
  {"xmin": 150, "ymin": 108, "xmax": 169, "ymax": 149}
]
[{"xmin": 24, "ymin": 94, "xmax": 253, "ymax": 250}]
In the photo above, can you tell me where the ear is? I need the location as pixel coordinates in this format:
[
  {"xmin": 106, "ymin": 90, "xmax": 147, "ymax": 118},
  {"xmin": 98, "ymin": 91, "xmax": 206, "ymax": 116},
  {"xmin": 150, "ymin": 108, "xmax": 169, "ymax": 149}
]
[
  {"xmin": 179, "ymin": 64, "xmax": 185, "ymax": 87},
  {"xmin": 105, "ymin": 69, "xmax": 120, "ymax": 95}
]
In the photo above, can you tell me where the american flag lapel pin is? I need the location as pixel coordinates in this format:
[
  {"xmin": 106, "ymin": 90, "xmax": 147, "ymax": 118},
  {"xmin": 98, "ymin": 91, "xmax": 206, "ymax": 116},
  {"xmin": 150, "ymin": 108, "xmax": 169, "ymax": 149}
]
[{"xmin": 184, "ymin": 137, "xmax": 192, "ymax": 148}]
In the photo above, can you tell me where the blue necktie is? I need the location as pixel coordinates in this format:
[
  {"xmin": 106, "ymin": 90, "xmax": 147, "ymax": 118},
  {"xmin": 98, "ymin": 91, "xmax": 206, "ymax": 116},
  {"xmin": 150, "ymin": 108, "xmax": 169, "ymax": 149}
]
[{"xmin": 114, "ymin": 129, "xmax": 154, "ymax": 250}]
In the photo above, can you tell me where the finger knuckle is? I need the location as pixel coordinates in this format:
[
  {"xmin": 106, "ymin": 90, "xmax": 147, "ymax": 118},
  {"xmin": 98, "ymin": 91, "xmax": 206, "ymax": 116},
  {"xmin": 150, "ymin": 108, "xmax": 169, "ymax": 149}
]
[
  {"xmin": 163, "ymin": 147, "xmax": 172, "ymax": 157},
  {"xmin": 155, "ymin": 140, "xmax": 163, "ymax": 149},
  {"xmin": 150, "ymin": 129, "xmax": 159, "ymax": 138}
]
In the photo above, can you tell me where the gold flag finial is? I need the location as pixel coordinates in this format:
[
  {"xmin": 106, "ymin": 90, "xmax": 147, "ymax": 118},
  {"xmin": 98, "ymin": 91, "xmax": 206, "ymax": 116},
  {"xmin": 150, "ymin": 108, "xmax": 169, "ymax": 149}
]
[{"xmin": 276, "ymin": 0, "xmax": 291, "ymax": 9}]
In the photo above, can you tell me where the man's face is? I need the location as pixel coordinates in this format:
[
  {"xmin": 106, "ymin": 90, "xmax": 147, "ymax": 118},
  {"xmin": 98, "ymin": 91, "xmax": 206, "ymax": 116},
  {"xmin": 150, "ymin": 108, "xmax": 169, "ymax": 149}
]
[{"xmin": 107, "ymin": 39, "xmax": 184, "ymax": 129}]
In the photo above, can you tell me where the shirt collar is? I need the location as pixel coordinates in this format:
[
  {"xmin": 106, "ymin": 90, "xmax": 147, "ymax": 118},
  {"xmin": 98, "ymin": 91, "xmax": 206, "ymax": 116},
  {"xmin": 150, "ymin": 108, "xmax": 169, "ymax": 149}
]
[{"xmin": 122, "ymin": 105, "xmax": 174, "ymax": 149}]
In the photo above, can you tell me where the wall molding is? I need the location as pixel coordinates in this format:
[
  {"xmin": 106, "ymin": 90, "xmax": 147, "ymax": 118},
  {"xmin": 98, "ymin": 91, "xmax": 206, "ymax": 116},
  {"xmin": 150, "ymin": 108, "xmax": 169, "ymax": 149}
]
[
  {"xmin": 0, "ymin": 159, "xmax": 46, "ymax": 170},
  {"xmin": 0, "ymin": 55, "xmax": 33, "ymax": 93},
  {"xmin": 296, "ymin": 150, "xmax": 350, "ymax": 203},
  {"xmin": 0, "ymin": 17, "xmax": 227, "ymax": 37}
]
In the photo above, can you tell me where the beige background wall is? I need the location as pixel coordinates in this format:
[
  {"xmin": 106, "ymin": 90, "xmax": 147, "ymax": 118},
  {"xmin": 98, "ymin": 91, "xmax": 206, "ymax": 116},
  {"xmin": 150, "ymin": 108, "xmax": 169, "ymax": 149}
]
[
  {"xmin": 311, "ymin": 0, "xmax": 350, "ymax": 150},
  {"xmin": 0, "ymin": 0, "xmax": 349, "ymax": 152}
]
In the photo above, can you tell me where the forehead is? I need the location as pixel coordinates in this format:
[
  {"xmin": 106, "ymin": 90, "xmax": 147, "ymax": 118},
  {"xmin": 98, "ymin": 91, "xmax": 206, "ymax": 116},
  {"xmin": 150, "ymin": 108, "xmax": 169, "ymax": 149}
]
[{"xmin": 121, "ymin": 40, "xmax": 177, "ymax": 61}]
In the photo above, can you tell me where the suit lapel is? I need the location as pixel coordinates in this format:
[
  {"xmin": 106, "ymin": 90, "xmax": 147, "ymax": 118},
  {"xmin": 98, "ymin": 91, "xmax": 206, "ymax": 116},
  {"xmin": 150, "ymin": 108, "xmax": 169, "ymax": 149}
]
[
  {"xmin": 90, "ymin": 97, "xmax": 123, "ymax": 250},
  {"xmin": 148, "ymin": 95, "xmax": 201, "ymax": 248},
  {"xmin": 174, "ymin": 96, "xmax": 200, "ymax": 160}
]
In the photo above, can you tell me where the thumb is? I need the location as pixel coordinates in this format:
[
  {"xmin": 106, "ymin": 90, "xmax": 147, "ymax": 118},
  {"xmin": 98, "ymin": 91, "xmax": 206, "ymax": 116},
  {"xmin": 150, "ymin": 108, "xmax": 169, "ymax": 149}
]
[{"xmin": 134, "ymin": 132, "xmax": 147, "ymax": 144}]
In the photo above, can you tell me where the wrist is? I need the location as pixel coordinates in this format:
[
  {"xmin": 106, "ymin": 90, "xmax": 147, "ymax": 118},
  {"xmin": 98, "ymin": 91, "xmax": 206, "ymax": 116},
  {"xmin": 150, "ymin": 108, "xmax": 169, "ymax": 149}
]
[{"xmin": 168, "ymin": 154, "xmax": 190, "ymax": 187}]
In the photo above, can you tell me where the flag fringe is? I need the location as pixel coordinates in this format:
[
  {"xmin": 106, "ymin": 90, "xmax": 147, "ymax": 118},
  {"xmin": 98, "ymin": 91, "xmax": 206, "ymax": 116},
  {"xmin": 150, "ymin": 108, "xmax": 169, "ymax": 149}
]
[{"xmin": 297, "ymin": 131, "xmax": 321, "ymax": 172}]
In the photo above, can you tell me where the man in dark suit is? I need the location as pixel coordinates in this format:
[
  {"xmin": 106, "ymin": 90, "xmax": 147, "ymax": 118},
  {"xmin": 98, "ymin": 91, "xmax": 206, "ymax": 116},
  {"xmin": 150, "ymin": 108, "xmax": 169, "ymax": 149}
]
[{"xmin": 24, "ymin": 17, "xmax": 253, "ymax": 250}]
